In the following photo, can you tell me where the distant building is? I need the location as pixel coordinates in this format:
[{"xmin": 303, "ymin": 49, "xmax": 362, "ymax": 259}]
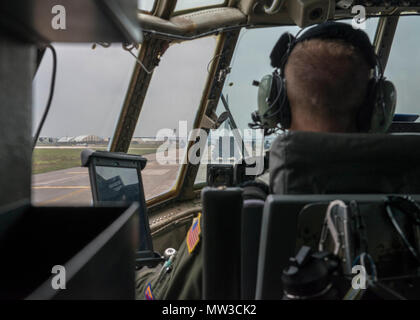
[
  {"xmin": 57, "ymin": 136, "xmax": 75, "ymax": 144},
  {"xmin": 57, "ymin": 135, "xmax": 104, "ymax": 145},
  {"xmin": 37, "ymin": 137, "xmax": 58, "ymax": 144},
  {"xmin": 131, "ymin": 137, "xmax": 164, "ymax": 147},
  {"xmin": 73, "ymin": 135, "xmax": 104, "ymax": 144},
  {"xmin": 141, "ymin": 137, "xmax": 158, "ymax": 142},
  {"xmin": 131, "ymin": 137, "xmax": 143, "ymax": 144}
]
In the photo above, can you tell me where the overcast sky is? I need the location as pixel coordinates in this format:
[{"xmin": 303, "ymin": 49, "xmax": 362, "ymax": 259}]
[
  {"xmin": 33, "ymin": 37, "xmax": 216, "ymax": 138},
  {"xmin": 33, "ymin": 17, "xmax": 420, "ymax": 138}
]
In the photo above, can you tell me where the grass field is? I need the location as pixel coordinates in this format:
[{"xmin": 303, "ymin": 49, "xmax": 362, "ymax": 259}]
[{"xmin": 32, "ymin": 147, "xmax": 158, "ymax": 174}]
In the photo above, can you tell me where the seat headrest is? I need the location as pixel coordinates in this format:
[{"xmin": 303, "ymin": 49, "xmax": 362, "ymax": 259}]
[{"xmin": 270, "ymin": 131, "xmax": 420, "ymax": 195}]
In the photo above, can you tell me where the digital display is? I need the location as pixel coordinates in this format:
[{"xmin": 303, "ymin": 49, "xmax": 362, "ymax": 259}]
[
  {"xmin": 85, "ymin": 154, "xmax": 153, "ymax": 255},
  {"xmin": 95, "ymin": 166, "xmax": 141, "ymax": 203}
]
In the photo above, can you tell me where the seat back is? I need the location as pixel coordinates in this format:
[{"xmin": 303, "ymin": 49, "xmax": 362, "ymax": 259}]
[
  {"xmin": 202, "ymin": 187, "xmax": 243, "ymax": 300},
  {"xmin": 296, "ymin": 200, "xmax": 420, "ymax": 280},
  {"xmin": 270, "ymin": 132, "xmax": 420, "ymax": 195},
  {"xmin": 256, "ymin": 133, "xmax": 420, "ymax": 299},
  {"xmin": 256, "ymin": 194, "xmax": 420, "ymax": 300},
  {"xmin": 241, "ymin": 198, "xmax": 265, "ymax": 299}
]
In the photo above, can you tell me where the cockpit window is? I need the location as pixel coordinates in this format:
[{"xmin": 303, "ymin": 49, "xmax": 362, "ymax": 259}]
[
  {"xmin": 130, "ymin": 36, "xmax": 217, "ymax": 200},
  {"xmin": 32, "ymin": 44, "xmax": 137, "ymax": 206},
  {"xmin": 385, "ymin": 17, "xmax": 420, "ymax": 116},
  {"xmin": 174, "ymin": 0, "xmax": 226, "ymax": 12},
  {"xmin": 138, "ymin": 0, "xmax": 156, "ymax": 12}
]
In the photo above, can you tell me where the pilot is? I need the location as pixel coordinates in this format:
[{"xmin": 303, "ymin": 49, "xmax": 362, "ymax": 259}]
[{"xmin": 135, "ymin": 22, "xmax": 377, "ymax": 300}]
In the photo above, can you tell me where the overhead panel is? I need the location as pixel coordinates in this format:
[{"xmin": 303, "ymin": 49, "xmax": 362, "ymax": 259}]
[{"xmin": 0, "ymin": 0, "xmax": 142, "ymax": 43}]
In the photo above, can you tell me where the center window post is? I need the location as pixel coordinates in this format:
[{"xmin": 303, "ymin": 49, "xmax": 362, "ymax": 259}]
[{"xmin": 127, "ymin": 36, "xmax": 218, "ymax": 202}]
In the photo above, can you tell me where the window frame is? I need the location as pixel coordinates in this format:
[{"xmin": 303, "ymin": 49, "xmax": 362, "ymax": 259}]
[
  {"xmin": 118, "ymin": 35, "xmax": 224, "ymax": 206},
  {"xmin": 171, "ymin": 0, "xmax": 228, "ymax": 16}
]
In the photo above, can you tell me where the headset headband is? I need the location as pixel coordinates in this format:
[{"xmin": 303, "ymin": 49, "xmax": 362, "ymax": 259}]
[{"xmin": 270, "ymin": 22, "xmax": 377, "ymax": 75}]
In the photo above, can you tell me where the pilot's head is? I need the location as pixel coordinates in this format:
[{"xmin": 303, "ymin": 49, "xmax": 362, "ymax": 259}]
[
  {"xmin": 284, "ymin": 36, "xmax": 370, "ymax": 133},
  {"xmin": 258, "ymin": 22, "xmax": 395, "ymax": 134}
]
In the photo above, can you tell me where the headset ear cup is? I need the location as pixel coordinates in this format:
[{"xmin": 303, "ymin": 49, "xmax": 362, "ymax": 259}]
[
  {"xmin": 369, "ymin": 79, "xmax": 397, "ymax": 133},
  {"xmin": 256, "ymin": 73, "xmax": 291, "ymax": 130},
  {"xmin": 257, "ymin": 74, "xmax": 275, "ymax": 128}
]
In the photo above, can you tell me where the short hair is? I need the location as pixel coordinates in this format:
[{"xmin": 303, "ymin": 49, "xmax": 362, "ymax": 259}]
[{"xmin": 284, "ymin": 38, "xmax": 371, "ymax": 130}]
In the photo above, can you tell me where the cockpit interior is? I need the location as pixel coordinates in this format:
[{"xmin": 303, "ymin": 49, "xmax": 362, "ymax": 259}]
[{"xmin": 2, "ymin": 0, "xmax": 420, "ymax": 301}]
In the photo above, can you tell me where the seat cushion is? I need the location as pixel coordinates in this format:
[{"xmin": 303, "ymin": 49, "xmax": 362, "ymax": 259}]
[{"xmin": 270, "ymin": 131, "xmax": 420, "ymax": 194}]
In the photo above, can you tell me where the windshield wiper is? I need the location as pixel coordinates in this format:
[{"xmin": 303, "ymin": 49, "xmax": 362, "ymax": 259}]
[{"xmin": 220, "ymin": 93, "xmax": 249, "ymax": 159}]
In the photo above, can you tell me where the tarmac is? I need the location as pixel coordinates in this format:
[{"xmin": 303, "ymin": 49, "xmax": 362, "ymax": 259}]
[{"xmin": 32, "ymin": 152, "xmax": 180, "ymax": 206}]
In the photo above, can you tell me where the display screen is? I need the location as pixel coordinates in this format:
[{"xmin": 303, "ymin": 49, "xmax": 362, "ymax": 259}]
[
  {"xmin": 93, "ymin": 164, "xmax": 152, "ymax": 252},
  {"xmin": 95, "ymin": 166, "xmax": 141, "ymax": 203}
]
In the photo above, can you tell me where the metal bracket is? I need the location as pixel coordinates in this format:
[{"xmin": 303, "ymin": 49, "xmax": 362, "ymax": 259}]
[{"xmin": 373, "ymin": 14, "xmax": 400, "ymax": 71}]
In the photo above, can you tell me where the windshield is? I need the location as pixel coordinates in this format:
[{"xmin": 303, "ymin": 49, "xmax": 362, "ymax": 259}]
[
  {"xmin": 32, "ymin": 44, "xmax": 136, "ymax": 206},
  {"xmin": 138, "ymin": 0, "xmax": 155, "ymax": 12},
  {"xmin": 32, "ymin": 36, "xmax": 217, "ymax": 205},
  {"xmin": 385, "ymin": 17, "xmax": 420, "ymax": 116},
  {"xmin": 175, "ymin": 0, "xmax": 226, "ymax": 12},
  {"xmin": 129, "ymin": 36, "xmax": 217, "ymax": 200}
]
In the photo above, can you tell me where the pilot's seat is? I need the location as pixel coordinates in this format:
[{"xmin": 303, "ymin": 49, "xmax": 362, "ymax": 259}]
[
  {"xmin": 269, "ymin": 131, "xmax": 420, "ymax": 195},
  {"xmin": 254, "ymin": 131, "xmax": 420, "ymax": 299},
  {"xmin": 203, "ymin": 132, "xmax": 420, "ymax": 299}
]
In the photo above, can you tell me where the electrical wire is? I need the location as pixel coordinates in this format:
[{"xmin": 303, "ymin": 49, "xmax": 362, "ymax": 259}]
[
  {"xmin": 207, "ymin": 54, "xmax": 223, "ymax": 74},
  {"xmin": 385, "ymin": 204, "xmax": 420, "ymax": 264},
  {"xmin": 353, "ymin": 252, "xmax": 378, "ymax": 282},
  {"xmin": 32, "ymin": 44, "xmax": 57, "ymax": 150},
  {"xmin": 122, "ymin": 44, "xmax": 153, "ymax": 74}
]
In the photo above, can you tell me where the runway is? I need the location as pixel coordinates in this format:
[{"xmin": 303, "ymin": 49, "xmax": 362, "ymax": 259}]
[{"xmin": 32, "ymin": 152, "xmax": 181, "ymax": 206}]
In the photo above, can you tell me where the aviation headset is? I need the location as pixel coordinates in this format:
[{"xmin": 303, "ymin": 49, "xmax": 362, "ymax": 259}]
[{"xmin": 250, "ymin": 21, "xmax": 397, "ymax": 133}]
